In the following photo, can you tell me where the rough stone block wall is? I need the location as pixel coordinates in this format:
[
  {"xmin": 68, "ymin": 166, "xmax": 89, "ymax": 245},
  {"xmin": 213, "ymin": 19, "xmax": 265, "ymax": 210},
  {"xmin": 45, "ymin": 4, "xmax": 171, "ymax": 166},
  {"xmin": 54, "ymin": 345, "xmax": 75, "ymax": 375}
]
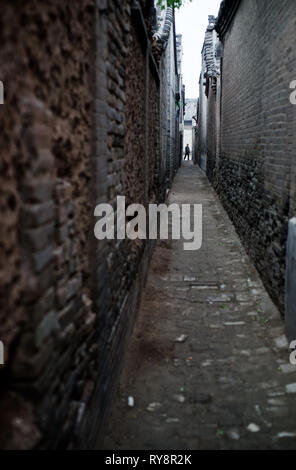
[
  {"xmin": 206, "ymin": 84, "xmax": 217, "ymax": 183},
  {"xmin": 216, "ymin": 0, "xmax": 296, "ymax": 313},
  {"xmin": 149, "ymin": 73, "xmax": 161, "ymax": 202},
  {"xmin": 0, "ymin": 0, "xmax": 176, "ymax": 450},
  {"xmin": 160, "ymin": 58, "xmax": 169, "ymax": 194},
  {"xmin": 160, "ymin": 27, "xmax": 179, "ymax": 189},
  {"xmin": 91, "ymin": 4, "xmax": 161, "ymax": 450},
  {"xmin": 0, "ymin": 0, "xmax": 96, "ymax": 449}
]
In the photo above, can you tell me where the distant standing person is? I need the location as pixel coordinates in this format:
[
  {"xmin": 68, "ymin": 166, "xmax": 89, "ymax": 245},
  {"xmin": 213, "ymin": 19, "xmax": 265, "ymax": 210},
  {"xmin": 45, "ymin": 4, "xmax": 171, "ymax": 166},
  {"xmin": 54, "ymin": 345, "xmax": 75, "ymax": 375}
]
[{"xmin": 184, "ymin": 144, "xmax": 190, "ymax": 160}]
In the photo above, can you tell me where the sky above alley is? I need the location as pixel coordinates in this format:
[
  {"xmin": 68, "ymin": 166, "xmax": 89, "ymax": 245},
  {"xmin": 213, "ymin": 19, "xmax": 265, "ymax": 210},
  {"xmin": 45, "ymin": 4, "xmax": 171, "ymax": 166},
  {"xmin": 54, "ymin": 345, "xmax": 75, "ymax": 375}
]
[{"xmin": 175, "ymin": 0, "xmax": 222, "ymax": 99}]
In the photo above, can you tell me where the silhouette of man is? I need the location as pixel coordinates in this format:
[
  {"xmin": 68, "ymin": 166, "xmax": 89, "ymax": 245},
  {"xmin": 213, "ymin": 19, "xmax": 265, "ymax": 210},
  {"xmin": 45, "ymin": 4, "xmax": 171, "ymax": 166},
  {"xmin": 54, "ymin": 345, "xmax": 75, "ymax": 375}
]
[{"xmin": 184, "ymin": 144, "xmax": 190, "ymax": 160}]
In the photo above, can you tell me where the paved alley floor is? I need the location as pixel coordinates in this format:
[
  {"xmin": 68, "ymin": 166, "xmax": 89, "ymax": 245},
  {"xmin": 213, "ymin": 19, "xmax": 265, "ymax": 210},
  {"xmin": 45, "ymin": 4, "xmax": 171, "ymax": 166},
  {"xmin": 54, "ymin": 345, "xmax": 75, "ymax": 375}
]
[{"xmin": 103, "ymin": 162, "xmax": 296, "ymax": 450}]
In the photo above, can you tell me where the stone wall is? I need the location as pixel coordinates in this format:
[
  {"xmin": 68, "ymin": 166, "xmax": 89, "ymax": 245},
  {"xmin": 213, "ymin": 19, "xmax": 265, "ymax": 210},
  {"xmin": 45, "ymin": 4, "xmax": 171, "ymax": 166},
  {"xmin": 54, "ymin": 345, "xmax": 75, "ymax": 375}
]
[
  {"xmin": 158, "ymin": 7, "xmax": 180, "ymax": 189},
  {"xmin": 196, "ymin": 60, "xmax": 208, "ymax": 171},
  {"xmin": 197, "ymin": 16, "xmax": 221, "ymax": 178},
  {"xmin": 210, "ymin": 0, "xmax": 296, "ymax": 314},
  {"xmin": 205, "ymin": 87, "xmax": 217, "ymax": 182},
  {"xmin": 0, "ymin": 0, "xmax": 180, "ymax": 449},
  {"xmin": 0, "ymin": 0, "xmax": 96, "ymax": 449}
]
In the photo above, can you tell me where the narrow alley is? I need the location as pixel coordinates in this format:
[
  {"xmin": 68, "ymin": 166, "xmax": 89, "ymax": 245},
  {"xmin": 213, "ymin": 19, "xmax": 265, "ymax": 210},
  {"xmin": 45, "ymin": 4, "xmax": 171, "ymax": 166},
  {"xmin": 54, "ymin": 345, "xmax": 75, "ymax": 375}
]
[
  {"xmin": 0, "ymin": 0, "xmax": 295, "ymax": 453},
  {"xmin": 104, "ymin": 162, "xmax": 296, "ymax": 450}
]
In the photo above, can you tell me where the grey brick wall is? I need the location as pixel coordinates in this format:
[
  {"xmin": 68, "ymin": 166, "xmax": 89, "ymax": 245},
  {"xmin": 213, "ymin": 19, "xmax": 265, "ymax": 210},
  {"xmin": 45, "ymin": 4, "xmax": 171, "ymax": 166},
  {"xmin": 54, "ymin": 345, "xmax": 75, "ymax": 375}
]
[{"xmin": 213, "ymin": 0, "xmax": 296, "ymax": 313}]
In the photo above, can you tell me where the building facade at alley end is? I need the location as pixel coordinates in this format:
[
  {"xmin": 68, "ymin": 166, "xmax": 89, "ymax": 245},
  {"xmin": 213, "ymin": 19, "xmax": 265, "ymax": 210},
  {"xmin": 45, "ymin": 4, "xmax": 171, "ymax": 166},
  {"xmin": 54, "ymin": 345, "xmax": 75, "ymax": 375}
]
[
  {"xmin": 195, "ymin": 0, "xmax": 296, "ymax": 339},
  {"xmin": 0, "ymin": 0, "xmax": 185, "ymax": 449},
  {"xmin": 184, "ymin": 98, "xmax": 197, "ymax": 159}
]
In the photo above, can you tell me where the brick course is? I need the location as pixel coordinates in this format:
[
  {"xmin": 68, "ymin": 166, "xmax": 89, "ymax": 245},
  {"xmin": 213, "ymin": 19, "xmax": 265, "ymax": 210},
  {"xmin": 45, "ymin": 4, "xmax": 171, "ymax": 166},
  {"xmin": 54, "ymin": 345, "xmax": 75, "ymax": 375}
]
[
  {"xmin": 200, "ymin": 0, "xmax": 296, "ymax": 314},
  {"xmin": 0, "ymin": 0, "xmax": 181, "ymax": 449}
]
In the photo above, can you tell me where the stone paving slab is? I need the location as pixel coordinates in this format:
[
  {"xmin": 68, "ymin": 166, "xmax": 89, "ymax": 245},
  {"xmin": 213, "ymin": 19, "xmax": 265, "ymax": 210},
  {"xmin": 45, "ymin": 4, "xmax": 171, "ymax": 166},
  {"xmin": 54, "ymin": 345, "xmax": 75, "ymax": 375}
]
[{"xmin": 102, "ymin": 162, "xmax": 296, "ymax": 450}]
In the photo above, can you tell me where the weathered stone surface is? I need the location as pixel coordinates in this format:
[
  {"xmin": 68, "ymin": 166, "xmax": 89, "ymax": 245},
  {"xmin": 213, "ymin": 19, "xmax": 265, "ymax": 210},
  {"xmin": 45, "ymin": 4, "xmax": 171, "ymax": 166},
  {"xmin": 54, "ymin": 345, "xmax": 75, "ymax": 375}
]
[
  {"xmin": 285, "ymin": 218, "xmax": 296, "ymax": 342},
  {"xmin": 0, "ymin": 0, "xmax": 181, "ymax": 451},
  {"xmin": 196, "ymin": 0, "xmax": 296, "ymax": 317},
  {"xmin": 0, "ymin": 392, "xmax": 41, "ymax": 450}
]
